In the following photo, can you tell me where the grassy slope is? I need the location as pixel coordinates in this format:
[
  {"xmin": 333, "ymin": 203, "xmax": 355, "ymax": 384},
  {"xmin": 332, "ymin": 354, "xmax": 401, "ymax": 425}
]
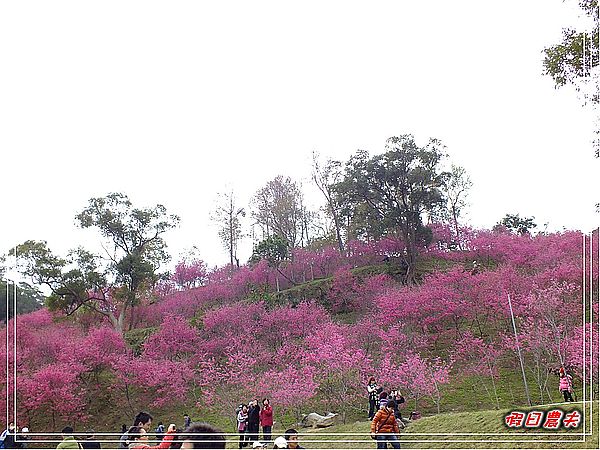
[{"xmin": 294, "ymin": 401, "xmax": 598, "ymax": 449}]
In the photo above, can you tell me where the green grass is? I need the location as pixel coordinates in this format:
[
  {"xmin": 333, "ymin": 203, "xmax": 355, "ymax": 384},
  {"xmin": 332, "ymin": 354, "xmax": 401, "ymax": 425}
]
[
  {"xmin": 270, "ymin": 255, "xmax": 456, "ymax": 308},
  {"xmin": 27, "ymin": 402, "xmax": 599, "ymax": 449},
  {"xmin": 284, "ymin": 401, "xmax": 598, "ymax": 449}
]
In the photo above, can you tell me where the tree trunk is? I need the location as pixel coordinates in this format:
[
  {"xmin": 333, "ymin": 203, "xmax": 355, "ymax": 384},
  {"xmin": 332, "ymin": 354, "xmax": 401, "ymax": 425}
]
[
  {"xmin": 545, "ymin": 385, "xmax": 553, "ymax": 404},
  {"xmin": 230, "ymin": 229, "xmax": 234, "ymax": 268},
  {"xmin": 452, "ymin": 206, "xmax": 462, "ymax": 250},
  {"xmin": 129, "ymin": 305, "xmax": 135, "ymax": 331},
  {"xmin": 487, "ymin": 361, "xmax": 500, "ymax": 409},
  {"xmin": 328, "ymin": 198, "xmax": 345, "ymax": 254},
  {"xmin": 108, "ymin": 311, "xmax": 124, "ymax": 334},
  {"xmin": 401, "ymin": 225, "xmax": 417, "ymax": 285}
]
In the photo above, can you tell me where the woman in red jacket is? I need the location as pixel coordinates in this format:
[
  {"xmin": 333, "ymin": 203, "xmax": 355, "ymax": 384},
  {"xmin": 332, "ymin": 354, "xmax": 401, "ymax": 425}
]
[
  {"xmin": 259, "ymin": 398, "xmax": 273, "ymax": 444},
  {"xmin": 128, "ymin": 424, "xmax": 176, "ymax": 449}
]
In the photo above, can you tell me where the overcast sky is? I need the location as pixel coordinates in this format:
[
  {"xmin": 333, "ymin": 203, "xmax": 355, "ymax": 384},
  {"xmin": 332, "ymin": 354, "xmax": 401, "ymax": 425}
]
[{"xmin": 1, "ymin": 0, "xmax": 598, "ymax": 272}]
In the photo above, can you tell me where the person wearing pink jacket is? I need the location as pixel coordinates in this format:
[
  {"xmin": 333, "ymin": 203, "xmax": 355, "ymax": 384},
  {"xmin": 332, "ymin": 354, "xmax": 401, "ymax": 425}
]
[{"xmin": 558, "ymin": 367, "xmax": 574, "ymax": 402}]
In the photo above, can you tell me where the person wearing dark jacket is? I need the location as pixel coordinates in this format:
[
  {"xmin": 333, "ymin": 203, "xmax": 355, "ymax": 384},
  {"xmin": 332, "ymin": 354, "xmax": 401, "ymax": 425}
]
[
  {"xmin": 2, "ymin": 428, "xmax": 15, "ymax": 450},
  {"xmin": 247, "ymin": 400, "xmax": 260, "ymax": 444},
  {"xmin": 388, "ymin": 390, "xmax": 407, "ymax": 425},
  {"xmin": 80, "ymin": 431, "xmax": 101, "ymax": 450},
  {"xmin": 120, "ymin": 412, "xmax": 153, "ymax": 449},
  {"xmin": 16, "ymin": 427, "xmax": 29, "ymax": 450},
  {"xmin": 3, "ymin": 425, "xmax": 22, "ymax": 450},
  {"xmin": 367, "ymin": 377, "xmax": 380, "ymax": 420},
  {"xmin": 154, "ymin": 423, "xmax": 165, "ymax": 443}
]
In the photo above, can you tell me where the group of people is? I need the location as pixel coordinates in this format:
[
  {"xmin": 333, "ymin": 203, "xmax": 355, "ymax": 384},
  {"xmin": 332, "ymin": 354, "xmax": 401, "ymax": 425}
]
[
  {"xmin": 236, "ymin": 399, "xmax": 272, "ymax": 447},
  {"xmin": 47, "ymin": 410, "xmax": 302, "ymax": 450},
  {"xmin": 0, "ymin": 423, "xmax": 29, "ymax": 449},
  {"xmin": 234, "ymin": 399, "xmax": 301, "ymax": 450},
  {"xmin": 51, "ymin": 412, "xmax": 224, "ymax": 450},
  {"xmin": 366, "ymin": 368, "xmax": 578, "ymax": 449},
  {"xmin": 0, "ymin": 369, "xmax": 578, "ymax": 450},
  {"xmin": 366, "ymin": 378, "xmax": 411, "ymax": 450},
  {"xmin": 367, "ymin": 378, "xmax": 409, "ymax": 424}
]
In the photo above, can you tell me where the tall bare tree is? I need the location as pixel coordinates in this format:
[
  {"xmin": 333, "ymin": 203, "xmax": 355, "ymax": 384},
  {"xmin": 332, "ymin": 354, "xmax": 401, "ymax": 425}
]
[
  {"xmin": 443, "ymin": 164, "xmax": 472, "ymax": 249},
  {"xmin": 251, "ymin": 176, "xmax": 310, "ymax": 249},
  {"xmin": 211, "ymin": 190, "xmax": 245, "ymax": 268},
  {"xmin": 311, "ymin": 151, "xmax": 345, "ymax": 253}
]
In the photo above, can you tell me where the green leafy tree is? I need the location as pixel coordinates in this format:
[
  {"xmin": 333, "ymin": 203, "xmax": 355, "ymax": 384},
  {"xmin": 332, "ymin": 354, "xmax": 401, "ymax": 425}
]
[
  {"xmin": 0, "ymin": 280, "xmax": 45, "ymax": 322},
  {"xmin": 334, "ymin": 134, "xmax": 448, "ymax": 284},
  {"xmin": 13, "ymin": 193, "xmax": 179, "ymax": 333},
  {"xmin": 543, "ymin": 0, "xmax": 599, "ymax": 158},
  {"xmin": 249, "ymin": 235, "xmax": 289, "ymax": 292},
  {"xmin": 495, "ymin": 213, "xmax": 537, "ymax": 235},
  {"xmin": 543, "ymin": 0, "xmax": 599, "ymax": 97}
]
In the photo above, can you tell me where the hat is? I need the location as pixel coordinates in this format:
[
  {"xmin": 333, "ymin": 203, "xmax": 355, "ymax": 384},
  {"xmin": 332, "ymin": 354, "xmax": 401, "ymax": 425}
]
[
  {"xmin": 21, "ymin": 428, "xmax": 29, "ymax": 433},
  {"xmin": 273, "ymin": 436, "xmax": 287, "ymax": 449},
  {"xmin": 252, "ymin": 442, "xmax": 265, "ymax": 448}
]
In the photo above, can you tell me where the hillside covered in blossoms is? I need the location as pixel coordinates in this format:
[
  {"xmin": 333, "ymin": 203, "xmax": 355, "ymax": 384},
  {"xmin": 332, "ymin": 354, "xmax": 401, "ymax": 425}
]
[{"xmin": 2, "ymin": 225, "xmax": 597, "ymax": 430}]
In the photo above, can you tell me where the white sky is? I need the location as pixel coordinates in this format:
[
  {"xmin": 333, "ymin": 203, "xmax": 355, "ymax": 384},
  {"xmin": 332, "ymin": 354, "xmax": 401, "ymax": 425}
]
[{"xmin": 1, "ymin": 0, "xmax": 598, "ymax": 271}]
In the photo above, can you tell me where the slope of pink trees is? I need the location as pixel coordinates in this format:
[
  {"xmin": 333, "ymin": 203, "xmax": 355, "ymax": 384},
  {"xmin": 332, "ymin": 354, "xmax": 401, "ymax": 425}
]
[{"xmin": 1, "ymin": 228, "xmax": 596, "ymax": 429}]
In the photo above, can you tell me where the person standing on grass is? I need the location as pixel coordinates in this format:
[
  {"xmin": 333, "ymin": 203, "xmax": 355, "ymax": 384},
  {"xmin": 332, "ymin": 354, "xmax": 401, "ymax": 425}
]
[
  {"xmin": 237, "ymin": 405, "xmax": 249, "ymax": 448},
  {"xmin": 378, "ymin": 391, "xmax": 389, "ymax": 410},
  {"xmin": 367, "ymin": 377, "xmax": 380, "ymax": 420},
  {"xmin": 247, "ymin": 400, "xmax": 260, "ymax": 444},
  {"xmin": 388, "ymin": 390, "xmax": 407, "ymax": 426},
  {"xmin": 559, "ymin": 367, "xmax": 574, "ymax": 402},
  {"xmin": 370, "ymin": 400, "xmax": 401, "ymax": 449},
  {"xmin": 259, "ymin": 399, "xmax": 273, "ymax": 443}
]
